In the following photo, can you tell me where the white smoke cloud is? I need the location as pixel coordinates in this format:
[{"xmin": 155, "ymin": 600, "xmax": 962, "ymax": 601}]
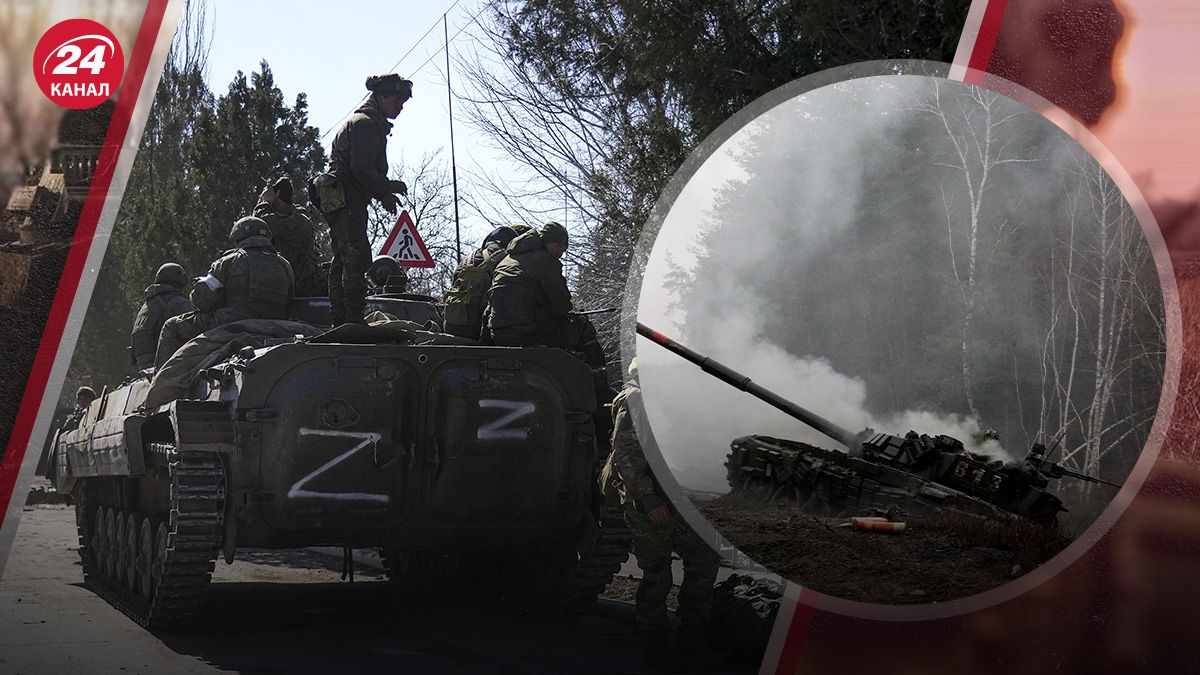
[
  {"xmin": 637, "ymin": 77, "xmax": 1017, "ymax": 493},
  {"xmin": 638, "ymin": 298, "xmax": 1012, "ymax": 493}
]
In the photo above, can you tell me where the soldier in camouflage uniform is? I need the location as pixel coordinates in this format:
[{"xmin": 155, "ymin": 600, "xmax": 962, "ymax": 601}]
[
  {"xmin": 486, "ymin": 221, "xmax": 571, "ymax": 345},
  {"xmin": 61, "ymin": 386, "xmax": 97, "ymax": 433},
  {"xmin": 1001, "ymin": 443, "xmax": 1051, "ymax": 490},
  {"xmin": 325, "ymin": 73, "xmax": 412, "ymax": 325},
  {"xmin": 154, "ymin": 217, "xmax": 294, "ymax": 368},
  {"xmin": 253, "ymin": 177, "xmax": 324, "ymax": 297},
  {"xmin": 603, "ymin": 358, "xmax": 723, "ymax": 670},
  {"xmin": 41, "ymin": 385, "xmax": 98, "ymax": 481},
  {"xmin": 129, "ymin": 263, "xmax": 193, "ymax": 369},
  {"xmin": 485, "ymin": 221, "xmax": 606, "ymax": 366}
]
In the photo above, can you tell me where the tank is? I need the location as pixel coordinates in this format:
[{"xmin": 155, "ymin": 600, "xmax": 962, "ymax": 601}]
[
  {"xmin": 50, "ymin": 298, "xmax": 631, "ymax": 627},
  {"xmin": 637, "ymin": 322, "xmax": 1118, "ymax": 526}
]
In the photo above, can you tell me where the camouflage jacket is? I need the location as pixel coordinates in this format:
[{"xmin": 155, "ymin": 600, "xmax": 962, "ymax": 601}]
[
  {"xmin": 603, "ymin": 383, "xmax": 661, "ymax": 507},
  {"xmin": 252, "ymin": 200, "xmax": 322, "ymax": 295},
  {"xmin": 486, "ymin": 231, "xmax": 572, "ymax": 334},
  {"xmin": 190, "ymin": 238, "xmax": 294, "ymax": 319},
  {"xmin": 330, "ymin": 98, "xmax": 393, "ymax": 207},
  {"xmin": 129, "ymin": 283, "xmax": 193, "ymax": 368}
]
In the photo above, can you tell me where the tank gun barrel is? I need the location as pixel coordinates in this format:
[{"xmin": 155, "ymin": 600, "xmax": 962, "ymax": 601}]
[
  {"xmin": 1033, "ymin": 458, "xmax": 1122, "ymax": 489},
  {"xmin": 636, "ymin": 322, "xmax": 857, "ymax": 447}
]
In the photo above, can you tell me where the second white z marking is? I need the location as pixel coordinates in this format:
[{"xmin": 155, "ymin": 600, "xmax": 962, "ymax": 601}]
[
  {"xmin": 476, "ymin": 400, "xmax": 535, "ymax": 441},
  {"xmin": 288, "ymin": 428, "xmax": 389, "ymax": 503}
]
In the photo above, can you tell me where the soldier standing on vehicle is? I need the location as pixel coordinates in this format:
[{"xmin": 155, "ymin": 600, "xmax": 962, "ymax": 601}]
[
  {"xmin": 323, "ymin": 73, "xmax": 412, "ymax": 326},
  {"xmin": 129, "ymin": 263, "xmax": 193, "ymax": 370},
  {"xmin": 602, "ymin": 358, "xmax": 724, "ymax": 671},
  {"xmin": 154, "ymin": 216, "xmax": 294, "ymax": 368},
  {"xmin": 254, "ymin": 177, "xmax": 324, "ymax": 297},
  {"xmin": 442, "ymin": 224, "xmax": 523, "ymax": 339}
]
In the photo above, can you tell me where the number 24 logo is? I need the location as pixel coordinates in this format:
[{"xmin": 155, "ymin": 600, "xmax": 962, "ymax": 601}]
[{"xmin": 43, "ymin": 36, "xmax": 114, "ymax": 76}]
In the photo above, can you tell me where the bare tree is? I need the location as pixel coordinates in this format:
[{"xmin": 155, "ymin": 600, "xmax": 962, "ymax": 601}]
[
  {"xmin": 366, "ymin": 151, "xmax": 460, "ymax": 297},
  {"xmin": 913, "ymin": 82, "xmax": 1040, "ymax": 420},
  {"xmin": 456, "ymin": 1, "xmax": 687, "ymax": 351},
  {"xmin": 1035, "ymin": 151, "xmax": 1164, "ymax": 483}
]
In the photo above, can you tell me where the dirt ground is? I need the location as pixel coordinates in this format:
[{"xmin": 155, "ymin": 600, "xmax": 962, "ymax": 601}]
[
  {"xmin": 696, "ymin": 495, "xmax": 1070, "ymax": 604},
  {"xmin": 2, "ymin": 501, "xmax": 756, "ymax": 675}
]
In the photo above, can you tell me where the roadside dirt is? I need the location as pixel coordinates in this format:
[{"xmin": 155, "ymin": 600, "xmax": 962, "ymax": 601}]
[
  {"xmin": 696, "ymin": 495, "xmax": 1070, "ymax": 604},
  {"xmin": 2, "ymin": 503, "xmax": 754, "ymax": 674}
]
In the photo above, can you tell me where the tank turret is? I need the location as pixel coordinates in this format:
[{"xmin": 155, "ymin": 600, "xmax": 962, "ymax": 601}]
[{"xmin": 637, "ymin": 323, "xmax": 1117, "ymax": 526}]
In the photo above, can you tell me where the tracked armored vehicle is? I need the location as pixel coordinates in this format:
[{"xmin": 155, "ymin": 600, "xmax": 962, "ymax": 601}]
[
  {"xmin": 52, "ymin": 296, "xmax": 630, "ymax": 627},
  {"xmin": 637, "ymin": 322, "xmax": 1118, "ymax": 526},
  {"xmin": 3, "ymin": 101, "xmax": 112, "ymax": 307}
]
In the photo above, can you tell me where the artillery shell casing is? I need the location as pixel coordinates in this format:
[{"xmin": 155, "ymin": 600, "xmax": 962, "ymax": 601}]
[{"xmin": 852, "ymin": 519, "xmax": 906, "ymax": 533}]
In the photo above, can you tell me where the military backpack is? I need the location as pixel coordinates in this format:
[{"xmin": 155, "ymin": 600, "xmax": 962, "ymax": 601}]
[{"xmin": 443, "ymin": 247, "xmax": 506, "ymax": 334}]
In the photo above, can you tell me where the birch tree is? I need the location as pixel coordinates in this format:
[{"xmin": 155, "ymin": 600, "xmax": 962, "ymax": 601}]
[
  {"xmin": 1036, "ymin": 153, "xmax": 1164, "ymax": 482},
  {"xmin": 914, "ymin": 82, "xmax": 1040, "ymax": 420}
]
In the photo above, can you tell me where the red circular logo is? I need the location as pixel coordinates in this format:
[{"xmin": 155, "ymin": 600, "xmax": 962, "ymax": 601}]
[{"xmin": 32, "ymin": 19, "xmax": 125, "ymax": 110}]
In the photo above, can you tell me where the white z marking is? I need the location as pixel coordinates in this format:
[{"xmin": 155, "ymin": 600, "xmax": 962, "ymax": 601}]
[
  {"xmin": 288, "ymin": 428, "xmax": 389, "ymax": 503},
  {"xmin": 476, "ymin": 400, "xmax": 535, "ymax": 441}
]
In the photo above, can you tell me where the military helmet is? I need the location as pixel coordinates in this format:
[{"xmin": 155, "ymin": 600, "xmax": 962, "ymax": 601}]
[
  {"xmin": 367, "ymin": 255, "xmax": 403, "ymax": 288},
  {"xmin": 540, "ymin": 220, "xmax": 569, "ymax": 247},
  {"xmin": 482, "ymin": 225, "xmax": 518, "ymax": 250},
  {"xmin": 76, "ymin": 386, "xmax": 97, "ymax": 399},
  {"xmin": 154, "ymin": 262, "xmax": 187, "ymax": 288},
  {"xmin": 366, "ymin": 73, "xmax": 414, "ymax": 100},
  {"xmin": 230, "ymin": 216, "xmax": 272, "ymax": 244}
]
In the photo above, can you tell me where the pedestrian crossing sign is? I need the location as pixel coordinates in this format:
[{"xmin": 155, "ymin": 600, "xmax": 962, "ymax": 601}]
[{"xmin": 378, "ymin": 210, "xmax": 434, "ymax": 268}]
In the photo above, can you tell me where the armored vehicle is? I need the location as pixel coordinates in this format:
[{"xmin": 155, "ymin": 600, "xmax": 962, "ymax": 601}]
[
  {"xmin": 637, "ymin": 322, "xmax": 1118, "ymax": 526},
  {"xmin": 3, "ymin": 101, "xmax": 112, "ymax": 306},
  {"xmin": 51, "ymin": 296, "xmax": 630, "ymax": 627}
]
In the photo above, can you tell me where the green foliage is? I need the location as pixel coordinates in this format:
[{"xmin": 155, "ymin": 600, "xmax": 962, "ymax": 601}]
[
  {"xmin": 69, "ymin": 59, "xmax": 326, "ymax": 385},
  {"xmin": 189, "ymin": 62, "xmax": 326, "ymax": 259}
]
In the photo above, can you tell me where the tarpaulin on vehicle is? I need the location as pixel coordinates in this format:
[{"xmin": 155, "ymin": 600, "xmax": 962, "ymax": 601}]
[
  {"xmin": 145, "ymin": 319, "xmax": 324, "ymax": 409},
  {"xmin": 308, "ymin": 314, "xmax": 475, "ymax": 346}
]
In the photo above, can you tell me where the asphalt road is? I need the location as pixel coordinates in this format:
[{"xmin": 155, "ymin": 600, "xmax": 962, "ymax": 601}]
[{"xmin": 0, "ymin": 502, "xmax": 755, "ymax": 675}]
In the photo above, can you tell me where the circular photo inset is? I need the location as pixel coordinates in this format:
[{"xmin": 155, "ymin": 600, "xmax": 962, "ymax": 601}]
[{"xmin": 631, "ymin": 69, "xmax": 1171, "ymax": 609}]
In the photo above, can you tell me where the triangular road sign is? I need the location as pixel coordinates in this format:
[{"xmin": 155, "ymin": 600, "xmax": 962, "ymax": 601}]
[{"xmin": 378, "ymin": 210, "xmax": 434, "ymax": 268}]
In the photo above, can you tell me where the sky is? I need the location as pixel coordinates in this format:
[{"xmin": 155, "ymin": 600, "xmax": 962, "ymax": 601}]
[
  {"xmin": 1099, "ymin": 0, "xmax": 1200, "ymax": 203},
  {"xmin": 204, "ymin": 0, "xmax": 505, "ymax": 250}
]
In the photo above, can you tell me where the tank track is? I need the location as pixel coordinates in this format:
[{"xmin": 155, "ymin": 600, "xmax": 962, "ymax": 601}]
[
  {"xmin": 77, "ymin": 442, "xmax": 225, "ymax": 627},
  {"xmin": 553, "ymin": 505, "xmax": 633, "ymax": 614}
]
